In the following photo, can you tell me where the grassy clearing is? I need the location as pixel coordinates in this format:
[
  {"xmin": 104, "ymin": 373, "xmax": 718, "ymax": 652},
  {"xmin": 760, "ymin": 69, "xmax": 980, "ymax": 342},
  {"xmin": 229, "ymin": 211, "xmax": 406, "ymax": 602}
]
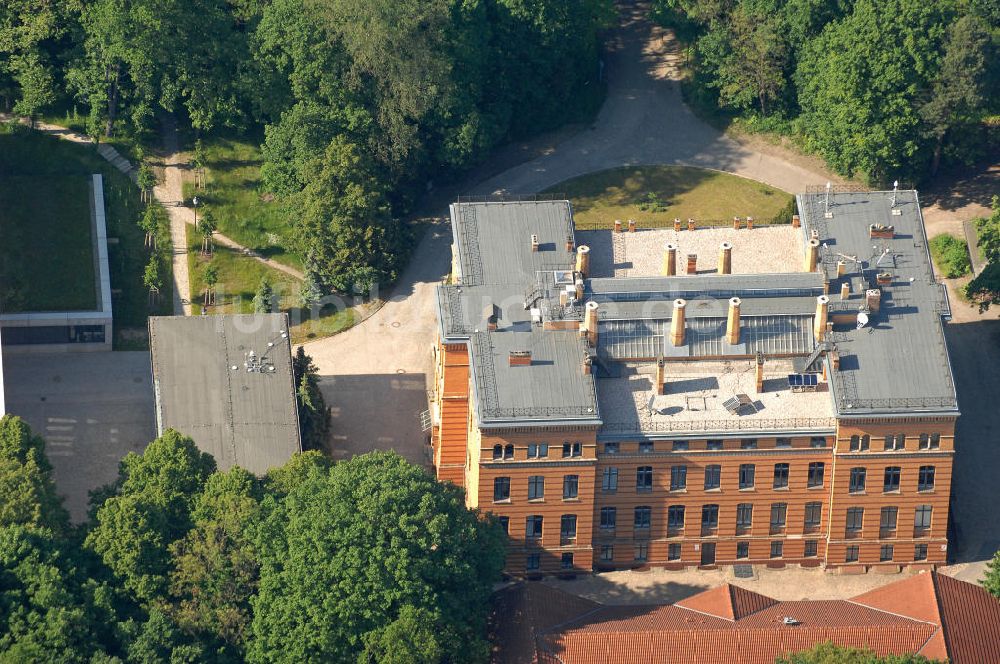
[
  {"xmin": 929, "ymin": 234, "xmax": 972, "ymax": 279},
  {"xmin": 182, "ymin": 134, "xmax": 302, "ymax": 270},
  {"xmin": 544, "ymin": 166, "xmax": 796, "ymax": 229},
  {"xmin": 0, "ymin": 124, "xmax": 172, "ymax": 346},
  {"xmin": 186, "ymin": 225, "xmax": 353, "ymax": 345},
  {"xmin": 0, "ymin": 175, "xmax": 96, "ymax": 312}
]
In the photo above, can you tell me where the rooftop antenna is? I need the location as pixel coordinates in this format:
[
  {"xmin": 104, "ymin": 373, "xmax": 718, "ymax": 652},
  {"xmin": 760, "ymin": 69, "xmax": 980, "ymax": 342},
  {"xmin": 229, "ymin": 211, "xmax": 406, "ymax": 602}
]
[
  {"xmin": 891, "ymin": 180, "xmax": 899, "ymax": 208},
  {"xmin": 824, "ymin": 182, "xmax": 833, "ymax": 218}
]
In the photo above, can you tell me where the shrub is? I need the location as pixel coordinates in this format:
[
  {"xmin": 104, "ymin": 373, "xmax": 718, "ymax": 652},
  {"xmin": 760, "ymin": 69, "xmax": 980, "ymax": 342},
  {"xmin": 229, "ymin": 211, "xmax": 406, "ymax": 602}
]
[{"xmin": 929, "ymin": 234, "xmax": 971, "ymax": 279}]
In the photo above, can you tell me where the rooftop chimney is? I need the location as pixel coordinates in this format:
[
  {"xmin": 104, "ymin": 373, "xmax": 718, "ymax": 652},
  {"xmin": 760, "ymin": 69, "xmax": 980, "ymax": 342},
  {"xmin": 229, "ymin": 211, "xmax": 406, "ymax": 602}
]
[
  {"xmin": 837, "ymin": 260, "xmax": 846, "ymax": 277},
  {"xmin": 627, "ymin": 218, "xmax": 636, "ymax": 233},
  {"xmin": 804, "ymin": 238, "xmax": 820, "ymax": 272},
  {"xmin": 662, "ymin": 243, "xmax": 678, "ymax": 276},
  {"xmin": 840, "ymin": 281, "xmax": 850, "ymax": 300},
  {"xmin": 727, "ymin": 297, "xmax": 741, "ymax": 345},
  {"xmin": 484, "ymin": 304, "xmax": 498, "ymax": 331},
  {"xmin": 575, "ymin": 245, "xmax": 591, "ymax": 277},
  {"xmin": 718, "ymin": 242, "xmax": 733, "ymax": 275},
  {"xmin": 866, "ymin": 288, "xmax": 881, "ymax": 312},
  {"xmin": 814, "ymin": 295, "xmax": 830, "ymax": 342},
  {"xmin": 674, "ymin": 218, "xmax": 682, "ymax": 232},
  {"xmin": 670, "ymin": 299, "xmax": 686, "ymax": 347},
  {"xmin": 583, "ymin": 301, "xmax": 599, "ymax": 346},
  {"xmin": 530, "ymin": 234, "xmax": 539, "ymax": 252},
  {"xmin": 733, "ymin": 216, "xmax": 741, "ymax": 230},
  {"xmin": 792, "ymin": 214, "xmax": 801, "ymax": 228},
  {"xmin": 574, "ymin": 277, "xmax": 584, "ymax": 301},
  {"xmin": 614, "ymin": 219, "xmax": 622, "ymax": 233},
  {"xmin": 687, "ymin": 253, "xmax": 698, "ymax": 275},
  {"xmin": 756, "ymin": 351, "xmax": 765, "ymax": 393},
  {"xmin": 565, "ymin": 235, "xmax": 575, "ymax": 252},
  {"xmin": 687, "ymin": 218, "xmax": 696, "ymax": 232},
  {"xmin": 583, "ymin": 354, "xmax": 592, "ymax": 375},
  {"xmin": 746, "ymin": 216, "xmax": 754, "ymax": 230},
  {"xmin": 509, "ymin": 350, "xmax": 532, "ymax": 366},
  {"xmin": 655, "ymin": 357, "xmax": 666, "ymax": 395}
]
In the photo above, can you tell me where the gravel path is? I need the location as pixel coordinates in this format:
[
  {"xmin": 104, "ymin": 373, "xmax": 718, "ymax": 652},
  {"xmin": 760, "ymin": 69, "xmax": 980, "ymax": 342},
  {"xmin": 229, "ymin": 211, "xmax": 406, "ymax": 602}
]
[{"xmin": 303, "ymin": 0, "xmax": 842, "ymax": 465}]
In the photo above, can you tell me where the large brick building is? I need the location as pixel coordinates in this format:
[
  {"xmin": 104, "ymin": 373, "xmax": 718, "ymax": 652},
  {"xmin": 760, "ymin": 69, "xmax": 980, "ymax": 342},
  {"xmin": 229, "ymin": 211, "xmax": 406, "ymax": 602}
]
[{"xmin": 431, "ymin": 190, "xmax": 958, "ymax": 574}]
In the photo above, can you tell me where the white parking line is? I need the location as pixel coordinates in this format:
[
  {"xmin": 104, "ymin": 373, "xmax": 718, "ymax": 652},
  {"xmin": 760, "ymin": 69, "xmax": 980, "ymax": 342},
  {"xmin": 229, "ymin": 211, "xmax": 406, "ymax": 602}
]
[{"xmin": 47, "ymin": 417, "xmax": 77, "ymax": 424}]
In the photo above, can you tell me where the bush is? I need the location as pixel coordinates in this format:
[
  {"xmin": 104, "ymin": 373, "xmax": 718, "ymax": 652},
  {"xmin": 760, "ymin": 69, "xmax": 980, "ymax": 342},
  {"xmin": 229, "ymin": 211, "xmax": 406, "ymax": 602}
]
[{"xmin": 929, "ymin": 234, "xmax": 971, "ymax": 279}]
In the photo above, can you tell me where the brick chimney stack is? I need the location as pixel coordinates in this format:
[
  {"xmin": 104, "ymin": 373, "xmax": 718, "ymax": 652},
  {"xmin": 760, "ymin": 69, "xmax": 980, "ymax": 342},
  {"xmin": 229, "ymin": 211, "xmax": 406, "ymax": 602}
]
[
  {"xmin": 727, "ymin": 297, "xmax": 741, "ymax": 345},
  {"xmin": 655, "ymin": 358, "xmax": 666, "ymax": 395},
  {"xmin": 814, "ymin": 295, "xmax": 830, "ymax": 342},
  {"xmin": 661, "ymin": 243, "xmax": 677, "ymax": 276},
  {"xmin": 718, "ymin": 242, "xmax": 733, "ymax": 275},
  {"xmin": 804, "ymin": 238, "xmax": 820, "ymax": 272},
  {"xmin": 575, "ymin": 245, "xmax": 590, "ymax": 277},
  {"xmin": 670, "ymin": 299, "xmax": 686, "ymax": 347}
]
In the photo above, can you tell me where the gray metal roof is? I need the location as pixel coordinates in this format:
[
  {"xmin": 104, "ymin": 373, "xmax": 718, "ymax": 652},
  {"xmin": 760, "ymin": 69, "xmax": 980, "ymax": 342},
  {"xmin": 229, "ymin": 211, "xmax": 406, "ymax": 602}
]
[
  {"xmin": 451, "ymin": 200, "xmax": 576, "ymax": 286},
  {"xmin": 797, "ymin": 191, "xmax": 958, "ymax": 416},
  {"xmin": 587, "ymin": 273, "xmax": 825, "ymax": 300},
  {"xmin": 149, "ymin": 314, "xmax": 302, "ymax": 474}
]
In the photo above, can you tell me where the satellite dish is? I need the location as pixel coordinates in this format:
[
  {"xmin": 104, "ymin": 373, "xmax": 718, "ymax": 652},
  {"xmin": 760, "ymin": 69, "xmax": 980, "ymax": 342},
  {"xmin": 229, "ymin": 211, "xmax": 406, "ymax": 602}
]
[{"xmin": 857, "ymin": 312, "xmax": 869, "ymax": 329}]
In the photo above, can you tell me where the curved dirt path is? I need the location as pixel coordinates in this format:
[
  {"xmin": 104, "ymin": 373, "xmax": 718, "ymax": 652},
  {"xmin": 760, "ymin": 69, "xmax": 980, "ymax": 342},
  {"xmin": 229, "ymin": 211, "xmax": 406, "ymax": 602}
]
[{"xmin": 304, "ymin": 1, "xmax": 843, "ymax": 464}]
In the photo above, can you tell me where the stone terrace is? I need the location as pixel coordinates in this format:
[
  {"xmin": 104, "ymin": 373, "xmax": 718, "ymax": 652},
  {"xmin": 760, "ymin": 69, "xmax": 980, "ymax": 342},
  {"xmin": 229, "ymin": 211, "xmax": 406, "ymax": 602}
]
[{"xmin": 578, "ymin": 226, "xmax": 804, "ymax": 278}]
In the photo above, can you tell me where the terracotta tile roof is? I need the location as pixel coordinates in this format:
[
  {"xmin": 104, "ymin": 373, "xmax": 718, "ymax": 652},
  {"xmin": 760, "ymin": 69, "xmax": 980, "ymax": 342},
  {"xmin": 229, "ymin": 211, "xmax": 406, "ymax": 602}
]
[
  {"xmin": 491, "ymin": 572, "xmax": 1000, "ymax": 664},
  {"xmin": 489, "ymin": 582, "xmax": 600, "ymax": 664},
  {"xmin": 675, "ymin": 584, "xmax": 778, "ymax": 621},
  {"xmin": 933, "ymin": 572, "xmax": 1000, "ymax": 664}
]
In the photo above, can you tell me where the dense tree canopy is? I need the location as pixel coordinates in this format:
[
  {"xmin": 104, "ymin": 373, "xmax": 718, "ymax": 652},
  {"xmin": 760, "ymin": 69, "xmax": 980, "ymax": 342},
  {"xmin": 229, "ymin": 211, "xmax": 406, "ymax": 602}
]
[
  {"xmin": 776, "ymin": 641, "xmax": 942, "ymax": 663},
  {"xmin": 654, "ymin": 0, "xmax": 999, "ymax": 184},
  {"xmin": 0, "ymin": 415, "xmax": 68, "ymax": 532},
  {"xmin": 0, "ymin": 418, "xmax": 504, "ymax": 663},
  {"xmin": 966, "ymin": 195, "xmax": 1000, "ymax": 311}
]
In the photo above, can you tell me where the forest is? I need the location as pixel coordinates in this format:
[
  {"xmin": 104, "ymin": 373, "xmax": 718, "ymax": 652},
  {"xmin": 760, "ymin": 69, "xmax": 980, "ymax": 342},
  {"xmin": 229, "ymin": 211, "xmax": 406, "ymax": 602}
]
[
  {"xmin": 652, "ymin": 0, "xmax": 1000, "ymax": 185},
  {"xmin": 0, "ymin": 0, "xmax": 613, "ymax": 292},
  {"xmin": 0, "ymin": 414, "xmax": 506, "ymax": 662}
]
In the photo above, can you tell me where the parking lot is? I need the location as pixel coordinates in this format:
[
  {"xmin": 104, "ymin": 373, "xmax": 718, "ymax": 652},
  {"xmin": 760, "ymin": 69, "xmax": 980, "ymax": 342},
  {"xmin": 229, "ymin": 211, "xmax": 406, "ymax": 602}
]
[{"xmin": 2, "ymin": 351, "xmax": 156, "ymax": 521}]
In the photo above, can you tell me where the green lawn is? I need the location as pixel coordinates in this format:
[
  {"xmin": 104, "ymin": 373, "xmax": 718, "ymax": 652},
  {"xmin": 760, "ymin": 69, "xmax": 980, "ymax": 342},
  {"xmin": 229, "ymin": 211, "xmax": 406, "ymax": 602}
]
[
  {"xmin": 182, "ymin": 135, "xmax": 302, "ymax": 270},
  {"xmin": 0, "ymin": 124, "xmax": 172, "ymax": 346},
  {"xmin": 187, "ymin": 225, "xmax": 353, "ymax": 345},
  {"xmin": 544, "ymin": 165, "xmax": 796, "ymax": 229},
  {"xmin": 0, "ymin": 175, "xmax": 96, "ymax": 312}
]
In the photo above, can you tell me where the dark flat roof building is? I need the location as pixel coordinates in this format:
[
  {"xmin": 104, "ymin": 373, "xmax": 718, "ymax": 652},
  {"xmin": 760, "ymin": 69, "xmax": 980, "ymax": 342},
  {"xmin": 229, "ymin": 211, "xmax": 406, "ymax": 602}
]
[{"xmin": 149, "ymin": 314, "xmax": 301, "ymax": 474}]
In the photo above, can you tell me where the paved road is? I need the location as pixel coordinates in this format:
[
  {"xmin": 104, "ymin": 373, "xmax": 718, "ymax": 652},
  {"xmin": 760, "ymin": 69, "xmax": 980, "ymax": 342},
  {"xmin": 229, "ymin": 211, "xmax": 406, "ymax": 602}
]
[
  {"xmin": 303, "ymin": 1, "xmax": 840, "ymax": 465},
  {"xmin": 2, "ymin": 352, "xmax": 155, "ymax": 522}
]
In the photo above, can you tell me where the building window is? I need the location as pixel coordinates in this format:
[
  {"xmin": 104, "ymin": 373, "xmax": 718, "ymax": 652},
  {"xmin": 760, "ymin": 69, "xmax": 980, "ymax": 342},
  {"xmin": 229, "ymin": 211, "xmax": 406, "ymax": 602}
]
[
  {"xmin": 915, "ymin": 505, "xmax": 933, "ymax": 530},
  {"xmin": 776, "ymin": 437, "xmax": 792, "ymax": 448},
  {"xmin": 504, "ymin": 444, "xmax": 514, "ymax": 459},
  {"xmin": 918, "ymin": 433, "xmax": 930, "ymax": 450},
  {"xmin": 773, "ymin": 463, "xmax": 789, "ymax": 489},
  {"xmin": 602, "ymin": 467, "xmax": 618, "ymax": 492},
  {"xmin": 526, "ymin": 516, "xmax": 543, "ymax": 539},
  {"xmin": 880, "ymin": 545, "xmax": 894, "ymax": 562},
  {"xmin": 498, "ymin": 516, "xmax": 509, "ymax": 534},
  {"xmin": 741, "ymin": 438, "xmax": 758, "ymax": 449},
  {"xmin": 527, "ymin": 443, "xmax": 549, "ymax": 458},
  {"xmin": 562, "ymin": 442, "xmax": 582, "ymax": 458},
  {"xmin": 860, "ymin": 434, "xmax": 870, "ymax": 450},
  {"xmin": 561, "ymin": 552, "xmax": 574, "ymax": 569},
  {"xmin": 668, "ymin": 505, "xmax": 685, "ymax": 530},
  {"xmin": 770, "ymin": 541, "xmax": 783, "ymax": 558},
  {"xmin": 707, "ymin": 439, "xmax": 723, "ymax": 451},
  {"xmin": 884, "ymin": 435, "xmax": 894, "ymax": 451},
  {"xmin": 884, "ymin": 466, "xmax": 901, "ymax": 493},
  {"xmin": 668, "ymin": 543, "xmax": 681, "ymax": 560},
  {"xmin": 670, "ymin": 465, "xmax": 687, "ymax": 490},
  {"xmin": 604, "ymin": 442, "xmax": 620, "ymax": 455},
  {"xmin": 807, "ymin": 462, "xmax": 825, "ymax": 488},
  {"xmin": 704, "ymin": 465, "xmax": 721, "ymax": 490},
  {"xmin": 601, "ymin": 545, "xmax": 614, "ymax": 562},
  {"xmin": 736, "ymin": 503, "xmax": 753, "ymax": 528},
  {"xmin": 739, "ymin": 464, "xmax": 756, "ymax": 489},
  {"xmin": 636, "ymin": 466, "xmax": 653, "ymax": 492},
  {"xmin": 528, "ymin": 476, "xmax": 544, "ymax": 500},
  {"xmin": 493, "ymin": 477, "xmax": 510, "ymax": 502},
  {"xmin": 770, "ymin": 503, "xmax": 787, "ymax": 529},
  {"xmin": 634, "ymin": 506, "xmax": 652, "ymax": 530},
  {"xmin": 918, "ymin": 466, "xmax": 935, "ymax": 491},
  {"xmin": 635, "ymin": 542, "xmax": 649, "ymax": 562},
  {"xmin": 736, "ymin": 541, "xmax": 750, "ymax": 559},
  {"xmin": 639, "ymin": 441, "xmax": 654, "ymax": 454},
  {"xmin": 849, "ymin": 435, "xmax": 860, "ymax": 451},
  {"xmin": 600, "ymin": 507, "xmax": 617, "ymax": 530},
  {"xmin": 880, "ymin": 506, "xmax": 898, "ymax": 531},
  {"xmin": 563, "ymin": 475, "xmax": 579, "ymax": 499},
  {"xmin": 492, "ymin": 445, "xmax": 502, "ymax": 460},
  {"xmin": 929, "ymin": 434, "xmax": 940, "ymax": 449},
  {"xmin": 672, "ymin": 441, "xmax": 689, "ymax": 451},
  {"xmin": 560, "ymin": 515, "xmax": 577, "ymax": 540},
  {"xmin": 810, "ymin": 436, "xmax": 826, "ymax": 448},
  {"xmin": 804, "ymin": 540, "xmax": 818, "ymax": 557},
  {"xmin": 849, "ymin": 467, "xmax": 866, "ymax": 493},
  {"xmin": 846, "ymin": 545, "xmax": 859, "ymax": 563},
  {"xmin": 915, "ymin": 544, "xmax": 928, "ymax": 561},
  {"xmin": 804, "ymin": 502, "xmax": 822, "ymax": 528},
  {"xmin": 701, "ymin": 504, "xmax": 719, "ymax": 529},
  {"xmin": 527, "ymin": 553, "xmax": 540, "ymax": 571},
  {"xmin": 895, "ymin": 434, "xmax": 906, "ymax": 450},
  {"xmin": 846, "ymin": 507, "xmax": 864, "ymax": 532}
]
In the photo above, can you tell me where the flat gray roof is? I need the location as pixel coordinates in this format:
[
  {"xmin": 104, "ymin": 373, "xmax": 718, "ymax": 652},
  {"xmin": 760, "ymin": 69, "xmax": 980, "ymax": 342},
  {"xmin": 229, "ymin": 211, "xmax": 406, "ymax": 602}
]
[
  {"xmin": 798, "ymin": 190, "xmax": 958, "ymax": 416},
  {"xmin": 149, "ymin": 314, "xmax": 301, "ymax": 474}
]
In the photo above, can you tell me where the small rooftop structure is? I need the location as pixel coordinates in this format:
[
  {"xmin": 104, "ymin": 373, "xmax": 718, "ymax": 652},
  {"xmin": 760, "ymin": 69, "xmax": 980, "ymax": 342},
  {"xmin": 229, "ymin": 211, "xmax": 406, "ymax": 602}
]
[{"xmin": 149, "ymin": 314, "xmax": 301, "ymax": 474}]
